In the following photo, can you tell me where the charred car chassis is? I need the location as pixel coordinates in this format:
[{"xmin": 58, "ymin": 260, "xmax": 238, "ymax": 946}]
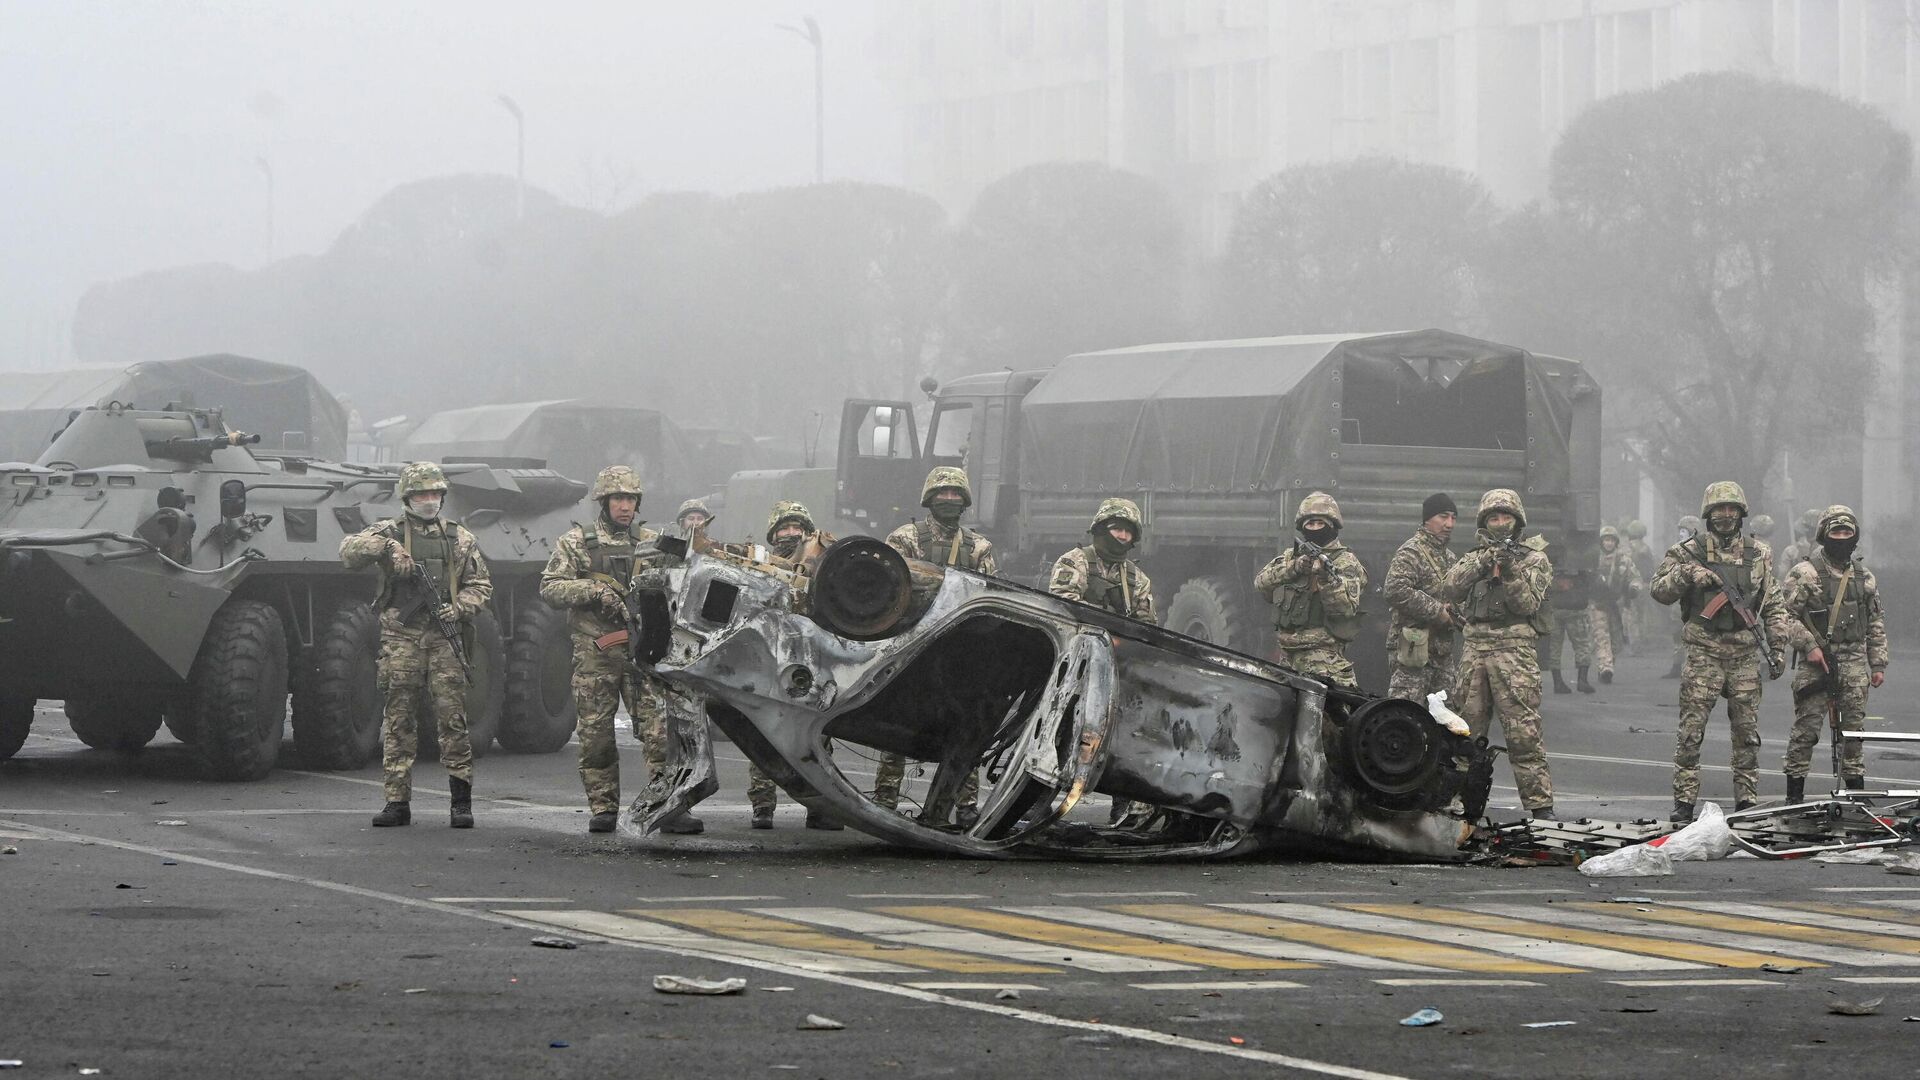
[{"xmin": 629, "ymin": 536, "xmax": 1496, "ymax": 861}]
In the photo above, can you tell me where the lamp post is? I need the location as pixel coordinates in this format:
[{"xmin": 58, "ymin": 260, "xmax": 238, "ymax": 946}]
[
  {"xmin": 777, "ymin": 16, "xmax": 824, "ymax": 183},
  {"xmin": 497, "ymin": 94, "xmax": 526, "ymax": 219},
  {"xmin": 254, "ymin": 156, "xmax": 275, "ymax": 263}
]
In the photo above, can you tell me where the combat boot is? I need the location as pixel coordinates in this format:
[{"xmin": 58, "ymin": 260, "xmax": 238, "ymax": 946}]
[
  {"xmin": 804, "ymin": 809, "xmax": 845, "ymax": 831},
  {"xmin": 1529, "ymin": 805, "xmax": 1558, "ymax": 821},
  {"xmin": 751, "ymin": 807, "xmax": 774, "ymax": 830},
  {"xmin": 588, "ymin": 811, "xmax": 618, "ymax": 834},
  {"xmin": 660, "ymin": 810, "xmax": 705, "ymax": 835},
  {"xmin": 1734, "ymin": 800, "xmax": 1756, "ymax": 812},
  {"xmin": 955, "ymin": 805, "xmax": 980, "ymax": 830},
  {"xmin": 1843, "ymin": 775, "xmax": 1866, "ymax": 794},
  {"xmin": 1552, "ymin": 670, "xmax": 1572, "ymax": 694},
  {"xmin": 1576, "ymin": 666, "xmax": 1595, "ymax": 694},
  {"xmin": 1599, "ymin": 668, "xmax": 1614, "ymax": 685},
  {"xmin": 371, "ymin": 801, "xmax": 411, "ymax": 827},
  {"xmin": 449, "ymin": 777, "xmax": 474, "ymax": 829},
  {"xmin": 1670, "ymin": 801, "xmax": 1695, "ymax": 825},
  {"xmin": 1663, "ymin": 656, "xmax": 1683, "ymax": 679},
  {"xmin": 1785, "ymin": 777, "xmax": 1806, "ymax": 803}
]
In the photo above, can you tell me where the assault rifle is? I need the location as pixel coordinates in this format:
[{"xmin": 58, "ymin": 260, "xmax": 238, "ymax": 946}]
[
  {"xmin": 393, "ymin": 562, "xmax": 470, "ymax": 679},
  {"xmin": 1293, "ymin": 539, "xmax": 1339, "ymax": 580},
  {"xmin": 1682, "ymin": 533, "xmax": 1783, "ymax": 679}
]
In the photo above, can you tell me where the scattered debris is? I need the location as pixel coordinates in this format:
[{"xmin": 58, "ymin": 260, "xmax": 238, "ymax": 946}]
[
  {"xmin": 529, "ymin": 936, "xmax": 579, "ymax": 950},
  {"xmin": 1604, "ymin": 897, "xmax": 1656, "ymax": 904},
  {"xmin": 1626, "ymin": 726, "xmax": 1663, "ymax": 734},
  {"xmin": 1813, "ymin": 848, "xmax": 1896, "ymax": 865},
  {"xmin": 758, "ymin": 986, "xmax": 795, "ymax": 993},
  {"xmin": 1399, "ymin": 1008, "xmax": 1444, "ymax": 1027},
  {"xmin": 653, "ymin": 975, "xmax": 747, "ymax": 995},
  {"xmin": 0, "ymin": 1062, "xmax": 20, "ymax": 1070},
  {"xmin": 79, "ymin": 1070, "xmax": 101, "ymax": 1076},
  {"xmin": 1828, "ymin": 996, "xmax": 1884, "ymax": 1016},
  {"xmin": 1, "ymin": 847, "xmax": 15, "ymax": 855},
  {"xmin": 403, "ymin": 988, "xmax": 429, "ymax": 994},
  {"xmin": 1579, "ymin": 843, "xmax": 1673, "ymax": 877},
  {"xmin": 1902, "ymin": 1016, "xmax": 1920, "ymax": 1023},
  {"xmin": 549, "ymin": 1041, "xmax": 570, "ymax": 1049},
  {"xmin": 1227, "ymin": 1036, "xmax": 1246, "ymax": 1046},
  {"xmin": 798, "ymin": 1014, "xmax": 845, "ymax": 1031},
  {"xmin": 1760, "ymin": 964, "xmax": 1804, "ymax": 975},
  {"xmin": 1522, "ymin": 1021, "xmax": 1577, "ymax": 1029},
  {"xmin": 113, "ymin": 883, "xmax": 143, "ymax": 890},
  {"xmin": 1618, "ymin": 1007, "xmax": 1658, "ymax": 1014},
  {"xmin": 160, "ymin": 860, "xmax": 176, "ymax": 866},
  {"xmin": 1887, "ymin": 852, "xmax": 1920, "ymax": 876},
  {"xmin": 332, "ymin": 982, "xmax": 359, "ymax": 992},
  {"xmin": 154, "ymin": 820, "xmax": 188, "ymax": 827},
  {"xmin": 996, "ymin": 988, "xmax": 1021, "ymax": 1000}
]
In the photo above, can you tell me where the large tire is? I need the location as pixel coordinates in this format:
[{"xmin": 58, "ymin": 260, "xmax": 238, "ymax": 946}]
[
  {"xmin": 1163, "ymin": 575, "xmax": 1261, "ymax": 653},
  {"xmin": 64, "ymin": 697, "xmax": 165, "ymax": 751},
  {"xmin": 496, "ymin": 602, "xmax": 577, "ymax": 754},
  {"xmin": 0, "ymin": 696, "xmax": 33, "ymax": 760},
  {"xmin": 414, "ymin": 608, "xmax": 505, "ymax": 761},
  {"xmin": 291, "ymin": 603, "xmax": 382, "ymax": 770},
  {"xmin": 187, "ymin": 600, "xmax": 290, "ymax": 781}
]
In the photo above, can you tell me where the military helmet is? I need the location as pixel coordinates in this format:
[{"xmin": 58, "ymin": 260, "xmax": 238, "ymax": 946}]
[
  {"xmin": 920, "ymin": 466, "xmax": 973, "ymax": 508},
  {"xmin": 590, "ymin": 465, "xmax": 644, "ymax": 501},
  {"xmin": 396, "ymin": 461, "xmax": 449, "ymax": 500},
  {"xmin": 1476, "ymin": 488, "xmax": 1526, "ymax": 528},
  {"xmin": 1295, "ymin": 491, "xmax": 1343, "ymax": 529},
  {"xmin": 676, "ymin": 497, "xmax": 711, "ymax": 523},
  {"xmin": 1599, "ymin": 524, "xmax": 1620, "ymax": 543},
  {"xmin": 1818, "ymin": 504, "xmax": 1859, "ymax": 538},
  {"xmin": 1678, "ymin": 514, "xmax": 1703, "ymax": 533},
  {"xmin": 1089, "ymin": 497, "xmax": 1144, "ymax": 535},
  {"xmin": 1748, "ymin": 513, "xmax": 1776, "ymax": 538},
  {"xmin": 765, "ymin": 500, "xmax": 815, "ymax": 542},
  {"xmin": 1699, "ymin": 480, "xmax": 1748, "ymax": 517},
  {"xmin": 1625, "ymin": 519, "xmax": 1647, "ymax": 540},
  {"xmin": 1796, "ymin": 508, "xmax": 1823, "ymax": 536}
]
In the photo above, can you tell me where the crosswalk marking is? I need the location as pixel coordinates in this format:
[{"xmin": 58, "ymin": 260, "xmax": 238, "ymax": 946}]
[
  {"xmin": 756, "ymin": 908, "xmax": 1196, "ymax": 972},
  {"xmin": 1113, "ymin": 904, "xmax": 1558, "ymax": 973},
  {"xmin": 1219, "ymin": 904, "xmax": 1701, "ymax": 972},
  {"xmin": 880, "ymin": 906, "xmax": 1312, "ymax": 971},
  {"xmin": 1006, "ymin": 906, "xmax": 1425, "ymax": 972},
  {"xmin": 1477, "ymin": 903, "xmax": 1917, "ymax": 968},
  {"xmin": 1663, "ymin": 901, "xmax": 1920, "ymax": 942},
  {"xmin": 1566, "ymin": 902, "xmax": 1920, "ymax": 959},
  {"xmin": 1785, "ymin": 901, "xmax": 1920, "ymax": 930},
  {"xmin": 514, "ymin": 910, "xmax": 918, "ymax": 973},
  {"xmin": 637, "ymin": 909, "xmax": 1057, "ymax": 974},
  {"xmin": 1374, "ymin": 979, "xmax": 1544, "ymax": 987},
  {"xmin": 1127, "ymin": 980, "xmax": 1308, "ymax": 991},
  {"xmin": 1607, "ymin": 979, "xmax": 1780, "ymax": 987},
  {"xmin": 1350, "ymin": 904, "xmax": 1810, "ymax": 970}
]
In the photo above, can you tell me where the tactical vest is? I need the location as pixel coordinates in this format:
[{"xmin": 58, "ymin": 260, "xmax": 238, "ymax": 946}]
[
  {"xmin": 579, "ymin": 524, "xmax": 639, "ymax": 588},
  {"xmin": 915, "ymin": 519, "xmax": 982, "ymax": 570},
  {"xmin": 381, "ymin": 518, "xmax": 457, "ymax": 617},
  {"xmin": 1678, "ymin": 538, "xmax": 1759, "ymax": 633},
  {"xmin": 1462, "ymin": 551, "xmax": 1550, "ymax": 633},
  {"xmin": 1076, "ymin": 545, "xmax": 1134, "ymax": 616},
  {"xmin": 1816, "ymin": 561, "xmax": 1872, "ymax": 645},
  {"xmin": 1273, "ymin": 544, "xmax": 1362, "ymax": 641}
]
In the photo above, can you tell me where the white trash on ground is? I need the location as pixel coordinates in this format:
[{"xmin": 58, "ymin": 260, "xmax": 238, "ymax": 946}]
[
  {"xmin": 1577, "ymin": 843, "xmax": 1673, "ymax": 878},
  {"xmin": 652, "ymin": 975, "xmax": 747, "ymax": 995},
  {"xmin": 1425, "ymin": 692, "xmax": 1471, "ymax": 736},
  {"xmin": 1579, "ymin": 802, "xmax": 1734, "ymax": 877}
]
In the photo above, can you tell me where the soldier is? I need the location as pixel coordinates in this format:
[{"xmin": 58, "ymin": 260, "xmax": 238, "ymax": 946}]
[
  {"xmin": 1541, "ymin": 553, "xmax": 1598, "ymax": 694},
  {"xmin": 675, "ymin": 497, "xmax": 712, "ymax": 534},
  {"xmin": 340, "ymin": 462, "xmax": 492, "ymax": 829},
  {"xmin": 750, "ymin": 501, "xmax": 843, "ymax": 831},
  {"xmin": 876, "ymin": 467, "xmax": 998, "ymax": 823},
  {"xmin": 538, "ymin": 466, "xmax": 703, "ymax": 835},
  {"xmin": 1779, "ymin": 508, "xmax": 1823, "ymax": 572},
  {"xmin": 1441, "ymin": 489, "xmax": 1558, "ymax": 820},
  {"xmin": 1254, "ymin": 492, "xmax": 1367, "ymax": 687},
  {"xmin": 1780, "ymin": 506, "xmax": 1890, "ymax": 802},
  {"xmin": 1649, "ymin": 481, "xmax": 1804, "ymax": 823},
  {"xmin": 1050, "ymin": 497, "xmax": 1155, "ymax": 823},
  {"xmin": 1591, "ymin": 524, "xmax": 1643, "ymax": 683},
  {"xmin": 1383, "ymin": 493, "xmax": 1462, "ymax": 702},
  {"xmin": 1624, "ymin": 519, "xmax": 1657, "ymax": 655}
]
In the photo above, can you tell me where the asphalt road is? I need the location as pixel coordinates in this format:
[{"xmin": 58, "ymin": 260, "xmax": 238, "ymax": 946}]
[{"xmin": 5, "ymin": 648, "xmax": 1919, "ymax": 1080}]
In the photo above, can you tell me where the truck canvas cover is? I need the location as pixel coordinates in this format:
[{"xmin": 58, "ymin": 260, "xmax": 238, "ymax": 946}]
[{"xmin": 401, "ymin": 399, "xmax": 694, "ymax": 496}]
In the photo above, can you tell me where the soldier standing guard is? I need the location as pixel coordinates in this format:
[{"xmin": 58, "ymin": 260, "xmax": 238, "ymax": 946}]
[
  {"xmin": 1254, "ymin": 492, "xmax": 1367, "ymax": 688},
  {"xmin": 1591, "ymin": 525, "xmax": 1643, "ymax": 684},
  {"xmin": 539, "ymin": 465, "xmax": 703, "ymax": 835},
  {"xmin": 1442, "ymin": 489, "xmax": 1558, "ymax": 820},
  {"xmin": 877, "ymin": 467, "xmax": 999, "ymax": 824},
  {"xmin": 340, "ymin": 462, "xmax": 492, "ymax": 829},
  {"xmin": 1649, "ymin": 481, "xmax": 1804, "ymax": 823},
  {"xmin": 1383, "ymin": 493, "xmax": 1462, "ymax": 701},
  {"xmin": 1780, "ymin": 506, "xmax": 1890, "ymax": 802},
  {"xmin": 1542, "ymin": 551, "xmax": 1597, "ymax": 694},
  {"xmin": 749, "ymin": 501, "xmax": 844, "ymax": 831}
]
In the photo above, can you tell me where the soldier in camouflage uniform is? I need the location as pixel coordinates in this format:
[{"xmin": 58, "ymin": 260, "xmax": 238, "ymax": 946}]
[
  {"xmin": 1254, "ymin": 492, "xmax": 1367, "ymax": 688},
  {"xmin": 1442, "ymin": 489, "xmax": 1558, "ymax": 819},
  {"xmin": 1590, "ymin": 524, "xmax": 1643, "ymax": 684},
  {"xmin": 1650, "ymin": 481, "xmax": 1805, "ymax": 823},
  {"xmin": 1625, "ymin": 519, "xmax": 1657, "ymax": 655},
  {"xmin": 1780, "ymin": 506, "xmax": 1890, "ymax": 802},
  {"xmin": 1778, "ymin": 509, "xmax": 1823, "ymax": 574},
  {"xmin": 1541, "ymin": 550, "xmax": 1597, "ymax": 695},
  {"xmin": 1383, "ymin": 493, "xmax": 1462, "ymax": 701},
  {"xmin": 1050, "ymin": 498, "xmax": 1155, "ymax": 822},
  {"xmin": 675, "ymin": 498, "xmax": 712, "ymax": 533},
  {"xmin": 539, "ymin": 465, "xmax": 703, "ymax": 835},
  {"xmin": 340, "ymin": 462, "xmax": 492, "ymax": 829},
  {"xmin": 750, "ymin": 501, "xmax": 843, "ymax": 831},
  {"xmin": 876, "ymin": 467, "xmax": 998, "ymax": 823}
]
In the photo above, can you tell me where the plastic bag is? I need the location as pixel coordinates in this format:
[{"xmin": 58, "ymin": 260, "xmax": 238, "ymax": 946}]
[
  {"xmin": 1646, "ymin": 801, "xmax": 1734, "ymax": 862},
  {"xmin": 1577, "ymin": 842, "xmax": 1674, "ymax": 877},
  {"xmin": 1425, "ymin": 691, "xmax": 1471, "ymax": 737}
]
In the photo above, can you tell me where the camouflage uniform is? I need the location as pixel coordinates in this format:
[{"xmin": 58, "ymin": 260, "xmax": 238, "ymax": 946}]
[
  {"xmin": 1777, "ymin": 509, "xmax": 1823, "ymax": 576},
  {"xmin": 1049, "ymin": 498, "xmax": 1155, "ymax": 623},
  {"xmin": 1253, "ymin": 492, "xmax": 1367, "ymax": 688},
  {"xmin": 876, "ymin": 467, "xmax": 998, "ymax": 818},
  {"xmin": 339, "ymin": 463, "xmax": 492, "ymax": 808},
  {"xmin": 1780, "ymin": 506, "xmax": 1889, "ymax": 788},
  {"xmin": 750, "ymin": 502, "xmax": 841, "ymax": 827},
  {"xmin": 1625, "ymin": 520, "xmax": 1657, "ymax": 655},
  {"xmin": 1441, "ymin": 489, "xmax": 1556, "ymax": 813},
  {"xmin": 1382, "ymin": 522, "xmax": 1460, "ymax": 701},
  {"xmin": 1649, "ymin": 482, "xmax": 1806, "ymax": 813},
  {"xmin": 1591, "ymin": 525, "xmax": 1643, "ymax": 680}
]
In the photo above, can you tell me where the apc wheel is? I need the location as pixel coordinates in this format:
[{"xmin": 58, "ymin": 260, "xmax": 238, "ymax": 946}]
[
  {"xmin": 1164, "ymin": 575, "xmax": 1259, "ymax": 652},
  {"xmin": 0, "ymin": 696, "xmax": 34, "ymax": 760},
  {"xmin": 65, "ymin": 697, "xmax": 165, "ymax": 751},
  {"xmin": 187, "ymin": 600, "xmax": 290, "ymax": 781},
  {"xmin": 291, "ymin": 603, "xmax": 382, "ymax": 770},
  {"xmin": 414, "ymin": 607, "xmax": 505, "ymax": 761},
  {"xmin": 497, "ymin": 602, "xmax": 577, "ymax": 754}
]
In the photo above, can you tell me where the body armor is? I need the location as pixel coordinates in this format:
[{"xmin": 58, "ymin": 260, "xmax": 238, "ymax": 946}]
[
  {"xmin": 1678, "ymin": 537, "xmax": 1759, "ymax": 633},
  {"xmin": 914, "ymin": 520, "xmax": 984, "ymax": 570}
]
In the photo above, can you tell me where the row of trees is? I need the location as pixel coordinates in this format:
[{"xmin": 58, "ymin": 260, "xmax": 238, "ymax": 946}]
[{"xmin": 73, "ymin": 73, "xmax": 1910, "ymax": 504}]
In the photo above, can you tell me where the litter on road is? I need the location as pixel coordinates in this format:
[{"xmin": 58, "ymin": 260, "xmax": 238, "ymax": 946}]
[
  {"xmin": 529, "ymin": 936, "xmax": 579, "ymax": 950},
  {"xmin": 1522, "ymin": 1021, "xmax": 1577, "ymax": 1029},
  {"xmin": 1829, "ymin": 997, "xmax": 1885, "ymax": 1016},
  {"xmin": 1399, "ymin": 1008, "xmax": 1444, "ymax": 1027},
  {"xmin": 653, "ymin": 975, "xmax": 747, "ymax": 995},
  {"xmin": 798, "ymin": 1015, "xmax": 845, "ymax": 1031}
]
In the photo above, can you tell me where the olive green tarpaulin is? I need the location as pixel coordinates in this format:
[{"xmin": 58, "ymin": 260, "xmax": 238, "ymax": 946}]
[{"xmin": 401, "ymin": 399, "xmax": 695, "ymax": 502}]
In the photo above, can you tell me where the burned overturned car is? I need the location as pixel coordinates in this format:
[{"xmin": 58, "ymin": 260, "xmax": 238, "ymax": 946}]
[{"xmin": 627, "ymin": 533, "xmax": 1497, "ymax": 861}]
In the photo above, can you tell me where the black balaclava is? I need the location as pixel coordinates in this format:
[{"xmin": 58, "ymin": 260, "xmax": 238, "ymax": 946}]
[
  {"xmin": 1091, "ymin": 523, "xmax": 1133, "ymax": 563},
  {"xmin": 1821, "ymin": 531, "xmax": 1859, "ymax": 564},
  {"xmin": 1300, "ymin": 519, "xmax": 1336, "ymax": 547},
  {"xmin": 929, "ymin": 501, "xmax": 964, "ymax": 527}
]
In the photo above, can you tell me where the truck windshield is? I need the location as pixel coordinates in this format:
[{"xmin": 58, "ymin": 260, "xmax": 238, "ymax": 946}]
[
  {"xmin": 852, "ymin": 405, "xmax": 915, "ymax": 458},
  {"xmin": 928, "ymin": 402, "xmax": 974, "ymax": 463}
]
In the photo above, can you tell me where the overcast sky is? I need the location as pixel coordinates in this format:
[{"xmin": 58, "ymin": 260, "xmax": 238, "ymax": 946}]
[{"xmin": 0, "ymin": 1, "xmax": 902, "ymax": 368}]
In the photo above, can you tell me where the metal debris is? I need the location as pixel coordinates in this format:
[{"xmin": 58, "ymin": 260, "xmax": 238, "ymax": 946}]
[
  {"xmin": 798, "ymin": 1014, "xmax": 845, "ymax": 1031},
  {"xmin": 653, "ymin": 975, "xmax": 746, "ymax": 995},
  {"xmin": 529, "ymin": 936, "xmax": 579, "ymax": 950}
]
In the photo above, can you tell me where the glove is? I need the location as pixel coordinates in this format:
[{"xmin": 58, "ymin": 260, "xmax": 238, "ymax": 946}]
[
  {"xmin": 386, "ymin": 540, "xmax": 414, "ymax": 576},
  {"xmin": 1768, "ymin": 653, "xmax": 1785, "ymax": 679},
  {"xmin": 433, "ymin": 603, "xmax": 459, "ymax": 625}
]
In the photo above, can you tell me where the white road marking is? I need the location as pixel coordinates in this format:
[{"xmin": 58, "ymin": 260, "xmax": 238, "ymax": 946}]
[
  {"xmin": 1000, "ymin": 906, "xmax": 1437, "ymax": 972},
  {"xmin": 1127, "ymin": 980, "xmax": 1307, "ymax": 991},
  {"xmin": 1817, "ymin": 887, "xmax": 1920, "ymax": 893},
  {"xmin": 429, "ymin": 897, "xmax": 571, "ymax": 904},
  {"xmin": 632, "ymin": 894, "xmax": 786, "ymax": 903},
  {"xmin": 0, "ymin": 818, "xmax": 1412, "ymax": 1080},
  {"xmin": 1472, "ymin": 903, "xmax": 1917, "ymax": 967},
  {"xmin": 1053, "ymin": 891, "xmax": 1195, "ymax": 899},
  {"xmin": 759, "ymin": 907, "xmax": 1196, "ymax": 973},
  {"xmin": 517, "ymin": 909, "xmax": 916, "ymax": 973},
  {"xmin": 1607, "ymin": 979, "xmax": 1780, "ymax": 987},
  {"xmin": 1831, "ymin": 976, "xmax": 1920, "ymax": 984},
  {"xmin": 1373, "ymin": 979, "xmax": 1544, "ymax": 987},
  {"xmin": 1216, "ymin": 904, "xmax": 1703, "ymax": 972},
  {"xmin": 1663, "ymin": 901, "xmax": 1920, "ymax": 942},
  {"xmin": 903, "ymin": 982, "xmax": 1047, "ymax": 991},
  {"xmin": 848, "ymin": 893, "xmax": 988, "ymax": 900}
]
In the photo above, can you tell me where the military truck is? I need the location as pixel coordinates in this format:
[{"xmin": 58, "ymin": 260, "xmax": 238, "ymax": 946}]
[
  {"xmin": 832, "ymin": 330, "xmax": 1603, "ymax": 690},
  {"xmin": 0, "ymin": 404, "xmax": 585, "ymax": 777}
]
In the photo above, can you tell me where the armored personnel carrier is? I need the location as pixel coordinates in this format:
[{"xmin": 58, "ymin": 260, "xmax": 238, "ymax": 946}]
[{"xmin": 0, "ymin": 404, "xmax": 585, "ymax": 779}]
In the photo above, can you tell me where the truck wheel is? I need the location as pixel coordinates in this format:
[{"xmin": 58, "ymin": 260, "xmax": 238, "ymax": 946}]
[
  {"xmin": 0, "ymin": 696, "xmax": 33, "ymax": 760},
  {"xmin": 64, "ymin": 697, "xmax": 165, "ymax": 751},
  {"xmin": 1164, "ymin": 576, "xmax": 1259, "ymax": 652},
  {"xmin": 291, "ymin": 602, "xmax": 381, "ymax": 770},
  {"xmin": 187, "ymin": 599, "xmax": 290, "ymax": 781},
  {"xmin": 497, "ymin": 603, "xmax": 577, "ymax": 753},
  {"xmin": 414, "ymin": 608, "xmax": 505, "ymax": 762}
]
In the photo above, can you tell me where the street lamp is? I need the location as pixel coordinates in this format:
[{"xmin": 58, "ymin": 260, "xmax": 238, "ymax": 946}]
[
  {"xmin": 255, "ymin": 156, "xmax": 275, "ymax": 263},
  {"xmin": 777, "ymin": 15, "xmax": 824, "ymax": 183},
  {"xmin": 497, "ymin": 93, "xmax": 525, "ymax": 219}
]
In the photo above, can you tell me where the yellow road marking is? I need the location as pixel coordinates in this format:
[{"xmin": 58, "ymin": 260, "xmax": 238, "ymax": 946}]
[
  {"xmin": 880, "ymin": 906, "xmax": 1312, "ymax": 970},
  {"xmin": 1778, "ymin": 901, "xmax": 1920, "ymax": 930},
  {"xmin": 1120, "ymin": 904, "xmax": 1573, "ymax": 974},
  {"xmin": 1568, "ymin": 902, "xmax": 1920, "ymax": 956},
  {"xmin": 1346, "ymin": 904, "xmax": 1820, "ymax": 970},
  {"xmin": 634, "ymin": 909, "xmax": 1056, "ymax": 974}
]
